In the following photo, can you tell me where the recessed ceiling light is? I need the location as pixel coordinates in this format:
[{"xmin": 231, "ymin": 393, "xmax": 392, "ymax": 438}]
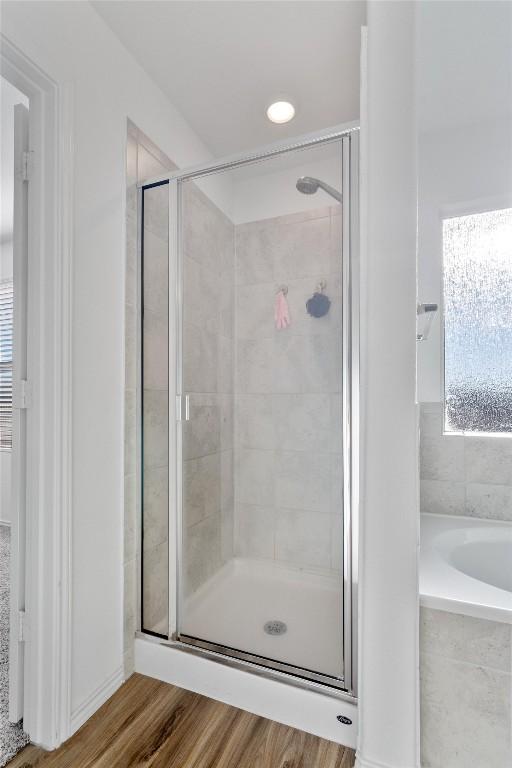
[{"xmin": 266, "ymin": 101, "xmax": 295, "ymax": 125}]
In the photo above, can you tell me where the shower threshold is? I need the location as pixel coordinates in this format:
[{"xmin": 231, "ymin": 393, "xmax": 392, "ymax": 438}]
[
  {"xmin": 134, "ymin": 633, "xmax": 358, "ymax": 747},
  {"xmin": 176, "ymin": 557, "xmax": 346, "ymax": 691}
]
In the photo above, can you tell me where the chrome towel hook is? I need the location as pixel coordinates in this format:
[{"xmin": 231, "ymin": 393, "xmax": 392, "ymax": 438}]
[{"xmin": 417, "ymin": 302, "xmax": 438, "ymax": 341}]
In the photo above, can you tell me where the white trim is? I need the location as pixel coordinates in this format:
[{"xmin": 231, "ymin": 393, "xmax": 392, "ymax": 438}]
[
  {"xmin": 357, "ymin": 4, "xmax": 420, "ymax": 767},
  {"xmin": 69, "ymin": 666, "xmax": 124, "ymax": 734},
  {"xmin": 355, "ymin": 756, "xmax": 417, "ymax": 768},
  {"xmin": 0, "ymin": 35, "xmax": 74, "ymax": 749},
  {"xmin": 55, "ymin": 78, "xmax": 74, "ymax": 746},
  {"xmin": 8, "ymin": 97, "xmax": 29, "ymax": 725},
  {"xmin": 135, "ymin": 638, "xmax": 358, "ymax": 748}
]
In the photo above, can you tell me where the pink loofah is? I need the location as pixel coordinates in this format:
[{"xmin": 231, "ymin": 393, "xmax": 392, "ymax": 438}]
[{"xmin": 275, "ymin": 289, "xmax": 290, "ymax": 330}]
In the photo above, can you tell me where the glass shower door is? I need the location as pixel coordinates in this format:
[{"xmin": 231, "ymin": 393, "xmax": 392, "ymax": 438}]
[{"xmin": 176, "ymin": 136, "xmax": 356, "ymax": 691}]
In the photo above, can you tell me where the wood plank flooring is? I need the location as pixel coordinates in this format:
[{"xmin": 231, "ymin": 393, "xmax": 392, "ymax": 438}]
[{"xmin": 8, "ymin": 674, "xmax": 356, "ymax": 768}]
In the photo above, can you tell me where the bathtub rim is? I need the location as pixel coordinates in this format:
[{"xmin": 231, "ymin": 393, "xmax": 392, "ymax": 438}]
[{"xmin": 420, "ymin": 512, "xmax": 512, "ymax": 625}]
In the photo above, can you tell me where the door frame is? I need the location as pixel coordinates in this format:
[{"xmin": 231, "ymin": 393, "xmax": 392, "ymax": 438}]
[
  {"xmin": 0, "ymin": 35, "xmax": 74, "ymax": 749},
  {"xmin": 9, "ymin": 99, "xmax": 29, "ymax": 726}
]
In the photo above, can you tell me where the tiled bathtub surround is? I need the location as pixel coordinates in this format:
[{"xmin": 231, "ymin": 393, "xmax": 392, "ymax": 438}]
[
  {"xmin": 420, "ymin": 608, "xmax": 512, "ymax": 768},
  {"xmin": 420, "ymin": 402, "xmax": 512, "ymax": 522},
  {"xmin": 181, "ymin": 182, "xmax": 235, "ymax": 595},
  {"xmin": 420, "ymin": 402, "xmax": 512, "ymax": 767},
  {"xmin": 233, "ymin": 207, "xmax": 343, "ymax": 572}
]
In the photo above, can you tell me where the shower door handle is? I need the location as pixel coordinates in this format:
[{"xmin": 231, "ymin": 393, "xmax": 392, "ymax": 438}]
[{"xmin": 176, "ymin": 394, "xmax": 190, "ymax": 421}]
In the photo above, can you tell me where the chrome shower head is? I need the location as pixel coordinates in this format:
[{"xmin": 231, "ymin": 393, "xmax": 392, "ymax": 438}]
[
  {"xmin": 296, "ymin": 176, "xmax": 342, "ymax": 203},
  {"xmin": 296, "ymin": 176, "xmax": 320, "ymax": 195}
]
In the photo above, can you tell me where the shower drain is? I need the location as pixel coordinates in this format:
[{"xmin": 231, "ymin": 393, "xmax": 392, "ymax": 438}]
[{"xmin": 264, "ymin": 620, "xmax": 287, "ymax": 636}]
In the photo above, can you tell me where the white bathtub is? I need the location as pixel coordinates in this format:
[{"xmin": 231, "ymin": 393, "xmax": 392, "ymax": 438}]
[{"xmin": 420, "ymin": 513, "xmax": 512, "ymax": 624}]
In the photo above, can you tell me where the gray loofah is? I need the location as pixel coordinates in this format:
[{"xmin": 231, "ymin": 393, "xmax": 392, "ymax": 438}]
[{"xmin": 306, "ymin": 291, "xmax": 331, "ymax": 318}]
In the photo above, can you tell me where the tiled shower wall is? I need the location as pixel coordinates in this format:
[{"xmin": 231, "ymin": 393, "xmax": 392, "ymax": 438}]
[
  {"xmin": 141, "ymin": 182, "xmax": 170, "ymax": 635},
  {"xmin": 126, "ymin": 160, "xmax": 345, "ymax": 674},
  {"xmin": 125, "ymin": 130, "xmax": 236, "ymax": 673},
  {"xmin": 233, "ymin": 207, "xmax": 343, "ymax": 571},
  {"xmin": 420, "ymin": 402, "xmax": 512, "ymax": 522},
  {"xmin": 124, "ymin": 123, "xmax": 175, "ymax": 675},
  {"xmin": 181, "ymin": 183, "xmax": 235, "ymax": 595}
]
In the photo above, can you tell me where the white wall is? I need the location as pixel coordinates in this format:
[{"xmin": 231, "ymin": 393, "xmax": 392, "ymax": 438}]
[
  {"xmin": 356, "ymin": 2, "xmax": 419, "ymax": 767},
  {"xmin": 416, "ymin": 0, "xmax": 512, "ymax": 135},
  {"xmin": 416, "ymin": 0, "xmax": 512, "ymax": 402},
  {"xmin": 415, "ymin": 5, "xmax": 512, "ymax": 766},
  {"xmin": 417, "ymin": 119, "xmax": 512, "ymax": 402},
  {"xmin": 1, "ymin": 0, "xmax": 216, "ymax": 727}
]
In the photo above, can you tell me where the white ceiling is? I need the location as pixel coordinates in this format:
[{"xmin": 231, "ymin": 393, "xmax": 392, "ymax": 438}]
[{"xmin": 92, "ymin": 1, "xmax": 365, "ymax": 157}]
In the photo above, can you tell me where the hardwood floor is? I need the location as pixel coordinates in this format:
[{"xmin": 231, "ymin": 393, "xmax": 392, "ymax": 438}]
[
  {"xmin": 8, "ymin": 745, "xmax": 44, "ymax": 768},
  {"xmin": 8, "ymin": 674, "xmax": 356, "ymax": 767}
]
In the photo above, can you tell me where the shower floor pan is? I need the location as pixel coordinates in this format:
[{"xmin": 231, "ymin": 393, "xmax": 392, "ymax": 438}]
[{"xmin": 179, "ymin": 557, "xmax": 344, "ymax": 684}]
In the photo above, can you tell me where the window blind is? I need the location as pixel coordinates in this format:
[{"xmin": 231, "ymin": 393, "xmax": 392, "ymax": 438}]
[{"xmin": 0, "ymin": 279, "xmax": 13, "ymax": 450}]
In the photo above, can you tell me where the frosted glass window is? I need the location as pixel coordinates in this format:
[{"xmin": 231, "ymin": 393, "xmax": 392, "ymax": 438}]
[{"xmin": 443, "ymin": 208, "xmax": 512, "ymax": 433}]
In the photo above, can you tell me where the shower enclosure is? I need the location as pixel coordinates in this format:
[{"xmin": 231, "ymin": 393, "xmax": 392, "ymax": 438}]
[{"xmin": 139, "ymin": 126, "xmax": 359, "ymax": 695}]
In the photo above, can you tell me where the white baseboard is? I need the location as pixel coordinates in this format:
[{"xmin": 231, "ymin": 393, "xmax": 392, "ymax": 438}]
[
  {"xmin": 135, "ymin": 637, "xmax": 358, "ymax": 748},
  {"xmin": 0, "ymin": 519, "xmax": 11, "ymax": 527},
  {"xmin": 69, "ymin": 665, "xmax": 124, "ymax": 735}
]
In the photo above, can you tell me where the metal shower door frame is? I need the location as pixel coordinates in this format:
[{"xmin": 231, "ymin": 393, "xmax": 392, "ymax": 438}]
[{"xmin": 142, "ymin": 124, "xmax": 359, "ymax": 698}]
